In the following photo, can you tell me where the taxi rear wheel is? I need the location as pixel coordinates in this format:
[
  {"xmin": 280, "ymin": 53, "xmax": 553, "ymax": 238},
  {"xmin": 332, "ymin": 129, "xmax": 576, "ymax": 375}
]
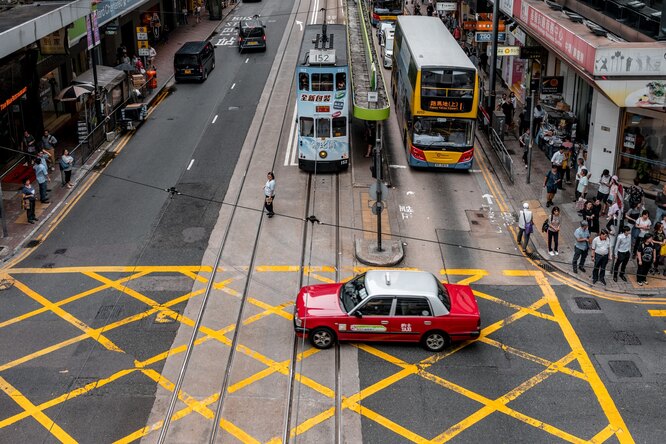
[
  {"xmin": 422, "ymin": 330, "xmax": 450, "ymax": 352},
  {"xmin": 309, "ymin": 327, "xmax": 336, "ymax": 349}
]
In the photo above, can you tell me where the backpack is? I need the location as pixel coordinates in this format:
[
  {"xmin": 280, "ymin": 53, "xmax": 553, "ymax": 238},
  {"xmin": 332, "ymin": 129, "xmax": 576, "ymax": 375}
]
[
  {"xmin": 642, "ymin": 245, "xmax": 654, "ymax": 263},
  {"xmin": 542, "ymin": 217, "xmax": 549, "ymax": 233}
]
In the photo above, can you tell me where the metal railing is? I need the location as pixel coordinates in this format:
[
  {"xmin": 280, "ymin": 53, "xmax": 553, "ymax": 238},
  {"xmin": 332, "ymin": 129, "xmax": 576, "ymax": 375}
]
[{"xmin": 488, "ymin": 127, "xmax": 514, "ymax": 183}]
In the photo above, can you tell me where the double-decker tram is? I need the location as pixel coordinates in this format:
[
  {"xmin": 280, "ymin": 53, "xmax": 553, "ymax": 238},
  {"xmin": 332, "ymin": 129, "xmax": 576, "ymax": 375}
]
[
  {"xmin": 392, "ymin": 16, "xmax": 479, "ymax": 169},
  {"xmin": 296, "ymin": 24, "xmax": 350, "ymax": 172},
  {"xmin": 367, "ymin": 0, "xmax": 404, "ymax": 27}
]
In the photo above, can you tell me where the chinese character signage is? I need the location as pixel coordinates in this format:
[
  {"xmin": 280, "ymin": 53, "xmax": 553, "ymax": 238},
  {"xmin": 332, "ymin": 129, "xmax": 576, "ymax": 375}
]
[
  {"xmin": 422, "ymin": 98, "xmax": 472, "ymax": 113},
  {"xmin": 40, "ymin": 29, "xmax": 69, "ymax": 55}
]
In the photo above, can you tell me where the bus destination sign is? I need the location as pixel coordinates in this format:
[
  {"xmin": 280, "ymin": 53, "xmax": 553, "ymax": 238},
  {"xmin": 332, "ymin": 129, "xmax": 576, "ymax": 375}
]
[{"xmin": 422, "ymin": 98, "xmax": 471, "ymax": 113}]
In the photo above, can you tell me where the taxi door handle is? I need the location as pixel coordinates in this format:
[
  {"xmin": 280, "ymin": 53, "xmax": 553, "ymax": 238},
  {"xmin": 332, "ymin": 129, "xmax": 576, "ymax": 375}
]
[
  {"xmin": 380, "ymin": 321, "xmax": 389, "ymax": 324},
  {"xmin": 424, "ymin": 321, "xmax": 432, "ymax": 325}
]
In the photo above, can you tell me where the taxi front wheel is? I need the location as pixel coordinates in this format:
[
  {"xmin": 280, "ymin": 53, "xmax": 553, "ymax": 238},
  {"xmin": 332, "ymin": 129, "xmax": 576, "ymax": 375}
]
[
  {"xmin": 309, "ymin": 327, "xmax": 336, "ymax": 349},
  {"xmin": 422, "ymin": 331, "xmax": 450, "ymax": 352}
]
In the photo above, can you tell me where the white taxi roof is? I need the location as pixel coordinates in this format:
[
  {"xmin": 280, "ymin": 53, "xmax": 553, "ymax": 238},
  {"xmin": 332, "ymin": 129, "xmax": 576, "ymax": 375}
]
[{"xmin": 364, "ymin": 270, "xmax": 439, "ymax": 298}]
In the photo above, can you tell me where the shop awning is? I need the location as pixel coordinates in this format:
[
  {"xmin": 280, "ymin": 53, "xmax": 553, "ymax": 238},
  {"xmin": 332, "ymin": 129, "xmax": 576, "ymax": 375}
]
[{"xmin": 72, "ymin": 66, "xmax": 127, "ymax": 92}]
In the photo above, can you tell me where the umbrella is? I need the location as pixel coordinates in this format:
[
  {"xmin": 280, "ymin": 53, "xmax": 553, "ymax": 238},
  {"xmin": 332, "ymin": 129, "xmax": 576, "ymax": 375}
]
[
  {"xmin": 56, "ymin": 84, "xmax": 94, "ymax": 102},
  {"xmin": 115, "ymin": 62, "xmax": 137, "ymax": 72}
]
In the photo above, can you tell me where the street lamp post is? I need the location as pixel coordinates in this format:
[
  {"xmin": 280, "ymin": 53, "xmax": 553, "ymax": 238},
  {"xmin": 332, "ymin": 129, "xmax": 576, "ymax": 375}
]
[{"xmin": 487, "ymin": 0, "xmax": 500, "ymax": 113}]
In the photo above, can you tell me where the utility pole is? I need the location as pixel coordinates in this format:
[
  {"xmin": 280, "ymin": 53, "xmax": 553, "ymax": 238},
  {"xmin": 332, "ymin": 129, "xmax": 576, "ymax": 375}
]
[
  {"xmin": 527, "ymin": 89, "xmax": 535, "ymax": 184},
  {"xmin": 374, "ymin": 122, "xmax": 383, "ymax": 252},
  {"xmin": 488, "ymin": 0, "xmax": 500, "ymax": 113}
]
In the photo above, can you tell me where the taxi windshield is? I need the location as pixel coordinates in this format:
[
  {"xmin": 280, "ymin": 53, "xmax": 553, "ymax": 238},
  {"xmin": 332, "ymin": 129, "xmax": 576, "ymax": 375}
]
[{"xmin": 340, "ymin": 273, "xmax": 368, "ymax": 312}]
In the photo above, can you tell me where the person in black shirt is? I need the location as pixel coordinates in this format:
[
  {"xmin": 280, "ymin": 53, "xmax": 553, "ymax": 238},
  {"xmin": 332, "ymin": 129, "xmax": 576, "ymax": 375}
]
[{"xmin": 636, "ymin": 234, "xmax": 655, "ymax": 285}]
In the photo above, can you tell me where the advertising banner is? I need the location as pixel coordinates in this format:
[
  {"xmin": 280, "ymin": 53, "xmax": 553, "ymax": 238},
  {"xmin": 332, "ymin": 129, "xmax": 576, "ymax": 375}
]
[{"xmin": 597, "ymin": 79, "xmax": 666, "ymax": 108}]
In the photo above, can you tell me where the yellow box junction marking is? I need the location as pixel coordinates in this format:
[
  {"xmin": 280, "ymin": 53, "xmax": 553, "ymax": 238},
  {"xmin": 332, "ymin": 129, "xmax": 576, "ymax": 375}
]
[{"xmin": 0, "ymin": 266, "xmax": 634, "ymax": 443}]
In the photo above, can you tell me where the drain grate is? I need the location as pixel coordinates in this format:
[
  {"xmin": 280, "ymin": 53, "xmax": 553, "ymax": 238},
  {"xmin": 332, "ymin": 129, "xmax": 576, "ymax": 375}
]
[
  {"xmin": 608, "ymin": 360, "xmax": 642, "ymax": 378},
  {"xmin": 95, "ymin": 305, "xmax": 123, "ymax": 320},
  {"xmin": 613, "ymin": 331, "xmax": 641, "ymax": 345},
  {"xmin": 476, "ymin": 213, "xmax": 485, "ymax": 218},
  {"xmin": 574, "ymin": 297, "xmax": 601, "ymax": 310},
  {"xmin": 54, "ymin": 248, "xmax": 67, "ymax": 255},
  {"xmin": 25, "ymin": 240, "xmax": 41, "ymax": 248}
]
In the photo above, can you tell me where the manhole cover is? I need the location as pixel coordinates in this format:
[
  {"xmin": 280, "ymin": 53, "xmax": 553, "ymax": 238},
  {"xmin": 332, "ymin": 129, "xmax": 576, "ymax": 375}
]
[
  {"xmin": 54, "ymin": 248, "xmax": 67, "ymax": 255},
  {"xmin": 608, "ymin": 360, "xmax": 642, "ymax": 378},
  {"xmin": 25, "ymin": 240, "xmax": 41, "ymax": 248},
  {"xmin": 613, "ymin": 331, "xmax": 641, "ymax": 345},
  {"xmin": 574, "ymin": 297, "xmax": 601, "ymax": 310},
  {"xmin": 95, "ymin": 305, "xmax": 123, "ymax": 320}
]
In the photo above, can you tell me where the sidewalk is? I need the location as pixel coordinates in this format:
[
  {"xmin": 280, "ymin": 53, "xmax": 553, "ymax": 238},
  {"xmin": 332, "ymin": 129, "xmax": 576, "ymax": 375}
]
[
  {"xmin": 0, "ymin": 6, "xmax": 237, "ymax": 263},
  {"xmin": 476, "ymin": 70, "xmax": 665, "ymax": 296}
]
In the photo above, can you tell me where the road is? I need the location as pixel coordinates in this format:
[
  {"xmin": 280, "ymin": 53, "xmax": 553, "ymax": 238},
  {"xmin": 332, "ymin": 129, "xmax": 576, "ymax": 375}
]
[{"xmin": 0, "ymin": 1, "xmax": 665, "ymax": 443}]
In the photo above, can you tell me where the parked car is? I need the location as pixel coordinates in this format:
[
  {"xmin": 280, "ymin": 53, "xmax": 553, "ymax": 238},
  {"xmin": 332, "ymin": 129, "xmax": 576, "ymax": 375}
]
[{"xmin": 294, "ymin": 270, "xmax": 480, "ymax": 352}]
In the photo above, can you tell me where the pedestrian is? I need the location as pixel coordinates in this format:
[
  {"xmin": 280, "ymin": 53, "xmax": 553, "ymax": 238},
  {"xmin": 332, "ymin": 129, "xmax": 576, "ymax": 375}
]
[
  {"xmin": 592, "ymin": 198, "xmax": 603, "ymax": 234},
  {"xmin": 562, "ymin": 142, "xmax": 572, "ymax": 184},
  {"xmin": 148, "ymin": 46, "xmax": 157, "ymax": 66},
  {"xmin": 60, "ymin": 149, "xmax": 74, "ymax": 188},
  {"xmin": 626, "ymin": 177, "xmax": 644, "ymax": 209},
  {"xmin": 364, "ymin": 122, "xmax": 376, "ymax": 157},
  {"xmin": 516, "ymin": 202, "xmax": 533, "ymax": 250},
  {"xmin": 597, "ymin": 169, "xmax": 611, "ymax": 215},
  {"xmin": 651, "ymin": 222, "xmax": 665, "ymax": 274},
  {"xmin": 426, "ymin": 3, "xmax": 434, "ymax": 16},
  {"xmin": 132, "ymin": 55, "xmax": 144, "ymax": 73},
  {"xmin": 550, "ymin": 147, "xmax": 565, "ymax": 189},
  {"xmin": 572, "ymin": 220, "xmax": 590, "ymax": 274},
  {"xmin": 121, "ymin": 49, "xmax": 130, "ymax": 65},
  {"xmin": 518, "ymin": 110, "xmax": 530, "ymax": 136},
  {"xmin": 581, "ymin": 200, "xmax": 595, "ymax": 232},
  {"xmin": 32, "ymin": 157, "xmax": 50, "ymax": 203},
  {"xmin": 591, "ymin": 229, "xmax": 611, "ymax": 285},
  {"xmin": 519, "ymin": 128, "xmax": 530, "ymax": 168},
  {"xmin": 575, "ymin": 168, "xmax": 588, "ymax": 202},
  {"xmin": 41, "ymin": 130, "xmax": 57, "ymax": 171},
  {"xmin": 636, "ymin": 234, "xmax": 655, "ymax": 286},
  {"xmin": 182, "ymin": 7, "xmax": 188, "ymax": 25},
  {"xmin": 654, "ymin": 184, "xmax": 666, "ymax": 226},
  {"xmin": 194, "ymin": 3, "xmax": 202, "ymax": 23},
  {"xmin": 624, "ymin": 202, "xmax": 641, "ymax": 257},
  {"xmin": 606, "ymin": 198, "xmax": 623, "ymax": 233},
  {"xmin": 633, "ymin": 210, "xmax": 652, "ymax": 257},
  {"xmin": 21, "ymin": 178, "xmax": 37, "ymax": 224},
  {"xmin": 22, "ymin": 130, "xmax": 37, "ymax": 165},
  {"xmin": 532, "ymin": 102, "xmax": 545, "ymax": 134},
  {"xmin": 264, "ymin": 171, "xmax": 276, "ymax": 218},
  {"xmin": 613, "ymin": 225, "xmax": 632, "ymax": 282},
  {"xmin": 608, "ymin": 175, "xmax": 623, "ymax": 206},
  {"xmin": 543, "ymin": 164, "xmax": 560, "ymax": 207},
  {"xmin": 547, "ymin": 206, "xmax": 561, "ymax": 256},
  {"xmin": 501, "ymin": 95, "xmax": 514, "ymax": 135}
]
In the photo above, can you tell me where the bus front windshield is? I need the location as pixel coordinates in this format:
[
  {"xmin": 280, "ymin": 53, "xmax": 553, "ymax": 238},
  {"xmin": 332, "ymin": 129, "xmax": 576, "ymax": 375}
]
[
  {"xmin": 412, "ymin": 117, "xmax": 473, "ymax": 149},
  {"xmin": 374, "ymin": 0, "xmax": 403, "ymax": 13}
]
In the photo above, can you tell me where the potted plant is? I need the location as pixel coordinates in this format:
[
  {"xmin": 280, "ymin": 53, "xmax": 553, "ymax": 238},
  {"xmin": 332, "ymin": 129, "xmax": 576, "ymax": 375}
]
[{"xmin": 647, "ymin": 81, "xmax": 666, "ymax": 104}]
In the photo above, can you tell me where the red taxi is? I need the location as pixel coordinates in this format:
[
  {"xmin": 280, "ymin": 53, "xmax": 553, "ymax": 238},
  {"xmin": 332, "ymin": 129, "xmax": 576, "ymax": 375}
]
[{"xmin": 294, "ymin": 270, "xmax": 480, "ymax": 352}]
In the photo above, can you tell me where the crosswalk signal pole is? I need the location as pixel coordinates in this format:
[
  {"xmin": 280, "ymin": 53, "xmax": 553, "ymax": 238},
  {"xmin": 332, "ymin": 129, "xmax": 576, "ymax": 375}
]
[{"xmin": 375, "ymin": 122, "xmax": 383, "ymax": 252}]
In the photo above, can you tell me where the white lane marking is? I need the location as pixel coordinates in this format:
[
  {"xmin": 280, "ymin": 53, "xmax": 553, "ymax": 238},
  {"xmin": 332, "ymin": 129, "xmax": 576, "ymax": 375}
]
[
  {"xmin": 310, "ymin": 0, "xmax": 320, "ymax": 24},
  {"xmin": 284, "ymin": 104, "xmax": 298, "ymax": 166},
  {"xmin": 389, "ymin": 164, "xmax": 407, "ymax": 169},
  {"xmin": 187, "ymin": 159, "xmax": 195, "ymax": 170},
  {"xmin": 231, "ymin": 83, "xmax": 236, "ymax": 89},
  {"xmin": 245, "ymin": 58, "xmax": 249, "ymax": 64},
  {"xmin": 212, "ymin": 115, "xmax": 218, "ymax": 124}
]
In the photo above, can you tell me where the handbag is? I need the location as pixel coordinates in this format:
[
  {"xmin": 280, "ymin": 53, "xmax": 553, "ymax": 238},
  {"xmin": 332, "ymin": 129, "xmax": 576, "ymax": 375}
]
[
  {"xmin": 661, "ymin": 244, "xmax": 666, "ymax": 257},
  {"xmin": 575, "ymin": 197, "xmax": 586, "ymax": 211},
  {"xmin": 542, "ymin": 218, "xmax": 549, "ymax": 233},
  {"xmin": 265, "ymin": 196, "xmax": 273, "ymax": 205},
  {"xmin": 525, "ymin": 220, "xmax": 534, "ymax": 235}
]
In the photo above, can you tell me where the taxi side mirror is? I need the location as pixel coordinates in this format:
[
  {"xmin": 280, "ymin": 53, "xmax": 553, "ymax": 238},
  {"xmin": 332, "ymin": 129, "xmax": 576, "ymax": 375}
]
[{"xmin": 353, "ymin": 311, "xmax": 363, "ymax": 318}]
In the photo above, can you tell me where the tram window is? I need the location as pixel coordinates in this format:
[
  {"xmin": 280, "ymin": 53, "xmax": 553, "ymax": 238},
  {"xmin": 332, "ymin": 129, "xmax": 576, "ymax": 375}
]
[
  {"xmin": 300, "ymin": 117, "xmax": 314, "ymax": 137},
  {"xmin": 332, "ymin": 117, "xmax": 346, "ymax": 137},
  {"xmin": 336, "ymin": 73, "xmax": 346, "ymax": 90},
  {"xmin": 299, "ymin": 73, "xmax": 309, "ymax": 91},
  {"xmin": 312, "ymin": 73, "xmax": 333, "ymax": 91},
  {"xmin": 316, "ymin": 118, "xmax": 330, "ymax": 138}
]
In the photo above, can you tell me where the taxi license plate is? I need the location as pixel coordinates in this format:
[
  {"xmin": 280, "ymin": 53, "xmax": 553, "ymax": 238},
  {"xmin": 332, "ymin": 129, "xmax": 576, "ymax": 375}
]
[{"xmin": 184, "ymin": 69, "xmax": 192, "ymax": 74}]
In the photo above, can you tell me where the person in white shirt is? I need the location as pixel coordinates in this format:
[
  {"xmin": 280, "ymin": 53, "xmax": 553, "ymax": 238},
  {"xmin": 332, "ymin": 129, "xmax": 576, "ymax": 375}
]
[
  {"xmin": 516, "ymin": 202, "xmax": 533, "ymax": 250},
  {"xmin": 613, "ymin": 225, "xmax": 632, "ymax": 282},
  {"xmin": 576, "ymin": 168, "xmax": 588, "ymax": 202},
  {"xmin": 591, "ymin": 229, "xmax": 611, "ymax": 285},
  {"xmin": 550, "ymin": 147, "xmax": 565, "ymax": 190}
]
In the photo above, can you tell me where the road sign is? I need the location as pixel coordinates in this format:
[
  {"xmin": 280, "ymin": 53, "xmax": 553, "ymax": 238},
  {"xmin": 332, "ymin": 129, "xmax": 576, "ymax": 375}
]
[
  {"xmin": 137, "ymin": 41, "xmax": 149, "ymax": 49},
  {"xmin": 138, "ymin": 48, "xmax": 150, "ymax": 56},
  {"xmin": 369, "ymin": 182, "xmax": 389, "ymax": 201},
  {"xmin": 497, "ymin": 46, "xmax": 520, "ymax": 56},
  {"xmin": 136, "ymin": 26, "xmax": 148, "ymax": 41},
  {"xmin": 475, "ymin": 32, "xmax": 506, "ymax": 42}
]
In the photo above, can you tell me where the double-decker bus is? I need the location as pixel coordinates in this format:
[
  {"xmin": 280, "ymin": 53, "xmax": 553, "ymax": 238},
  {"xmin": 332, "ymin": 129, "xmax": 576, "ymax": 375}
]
[
  {"xmin": 367, "ymin": 0, "xmax": 403, "ymax": 27},
  {"xmin": 391, "ymin": 16, "xmax": 479, "ymax": 169},
  {"xmin": 295, "ymin": 24, "xmax": 350, "ymax": 172}
]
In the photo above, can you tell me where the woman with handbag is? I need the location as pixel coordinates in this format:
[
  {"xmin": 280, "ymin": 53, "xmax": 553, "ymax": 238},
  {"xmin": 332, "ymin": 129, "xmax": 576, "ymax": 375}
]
[{"xmin": 263, "ymin": 171, "xmax": 276, "ymax": 218}]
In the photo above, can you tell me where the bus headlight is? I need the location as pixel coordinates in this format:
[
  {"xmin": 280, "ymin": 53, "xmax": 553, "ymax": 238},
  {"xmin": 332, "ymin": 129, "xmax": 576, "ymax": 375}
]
[{"xmin": 319, "ymin": 150, "xmax": 328, "ymax": 159}]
